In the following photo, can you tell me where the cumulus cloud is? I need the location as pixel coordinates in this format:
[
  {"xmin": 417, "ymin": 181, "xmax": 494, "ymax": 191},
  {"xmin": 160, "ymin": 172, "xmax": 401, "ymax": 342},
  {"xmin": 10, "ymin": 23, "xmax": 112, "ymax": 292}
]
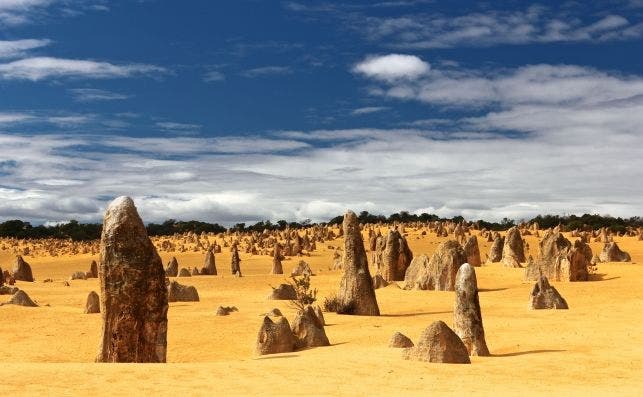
[
  {"xmin": 0, "ymin": 57, "xmax": 167, "ymax": 81},
  {"xmin": 353, "ymin": 54, "xmax": 429, "ymax": 81}
]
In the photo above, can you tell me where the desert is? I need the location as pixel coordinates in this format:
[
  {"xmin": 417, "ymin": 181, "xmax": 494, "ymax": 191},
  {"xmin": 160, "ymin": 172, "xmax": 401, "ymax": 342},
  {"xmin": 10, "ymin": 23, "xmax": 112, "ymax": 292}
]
[{"xmin": 1, "ymin": 200, "xmax": 642, "ymax": 396}]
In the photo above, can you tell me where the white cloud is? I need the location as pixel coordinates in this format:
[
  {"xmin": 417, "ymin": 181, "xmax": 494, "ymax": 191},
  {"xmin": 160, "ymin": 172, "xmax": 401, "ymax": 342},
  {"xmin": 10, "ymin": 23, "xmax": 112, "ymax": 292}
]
[
  {"xmin": 357, "ymin": 6, "xmax": 643, "ymax": 48},
  {"xmin": 203, "ymin": 70, "xmax": 225, "ymax": 82},
  {"xmin": 351, "ymin": 106, "xmax": 388, "ymax": 115},
  {"xmin": 0, "ymin": 0, "xmax": 50, "ymax": 26},
  {"xmin": 240, "ymin": 66, "xmax": 292, "ymax": 78},
  {"xmin": 1, "ymin": 60, "xmax": 642, "ymax": 224},
  {"xmin": 353, "ymin": 54, "xmax": 429, "ymax": 81},
  {"xmin": 155, "ymin": 121, "xmax": 201, "ymax": 134},
  {"xmin": 68, "ymin": 88, "xmax": 129, "ymax": 102},
  {"xmin": 0, "ymin": 112, "xmax": 32, "ymax": 123},
  {"xmin": 0, "ymin": 38, "xmax": 50, "ymax": 59},
  {"xmin": 0, "ymin": 57, "xmax": 166, "ymax": 81}
]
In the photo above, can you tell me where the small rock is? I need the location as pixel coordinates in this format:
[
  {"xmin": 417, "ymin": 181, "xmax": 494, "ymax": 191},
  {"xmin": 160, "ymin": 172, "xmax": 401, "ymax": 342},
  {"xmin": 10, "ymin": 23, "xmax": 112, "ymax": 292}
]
[
  {"xmin": 85, "ymin": 291, "xmax": 100, "ymax": 314},
  {"xmin": 389, "ymin": 332, "xmax": 414, "ymax": 348},
  {"xmin": 267, "ymin": 283, "xmax": 297, "ymax": 300}
]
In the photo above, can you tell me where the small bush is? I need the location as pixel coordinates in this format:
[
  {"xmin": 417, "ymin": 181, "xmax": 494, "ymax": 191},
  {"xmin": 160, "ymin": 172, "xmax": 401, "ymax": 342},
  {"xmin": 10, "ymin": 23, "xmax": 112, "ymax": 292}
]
[
  {"xmin": 322, "ymin": 293, "xmax": 354, "ymax": 314},
  {"xmin": 322, "ymin": 293, "xmax": 341, "ymax": 313},
  {"xmin": 287, "ymin": 274, "xmax": 317, "ymax": 312}
]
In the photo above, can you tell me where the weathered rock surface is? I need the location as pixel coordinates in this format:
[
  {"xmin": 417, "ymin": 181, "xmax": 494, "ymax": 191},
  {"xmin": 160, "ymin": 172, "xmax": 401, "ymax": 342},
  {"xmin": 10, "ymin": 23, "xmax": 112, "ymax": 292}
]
[
  {"xmin": 256, "ymin": 315, "xmax": 295, "ymax": 355},
  {"xmin": 88, "ymin": 260, "xmax": 99, "ymax": 278},
  {"xmin": 2, "ymin": 290, "xmax": 38, "ymax": 307},
  {"xmin": 165, "ymin": 257, "xmax": 179, "ymax": 277},
  {"xmin": 402, "ymin": 321, "xmax": 471, "ymax": 364},
  {"xmin": 215, "ymin": 306, "xmax": 238, "ymax": 316},
  {"xmin": 599, "ymin": 242, "xmax": 631, "ymax": 262},
  {"xmin": 407, "ymin": 240, "xmax": 467, "ymax": 291},
  {"xmin": 202, "ymin": 250, "xmax": 217, "ymax": 275},
  {"xmin": 85, "ymin": 291, "xmax": 100, "ymax": 314},
  {"xmin": 96, "ymin": 196, "xmax": 168, "ymax": 363},
  {"xmin": 0, "ymin": 285, "xmax": 19, "ymax": 295},
  {"xmin": 454, "ymin": 263, "xmax": 489, "ymax": 356},
  {"xmin": 529, "ymin": 276, "xmax": 568, "ymax": 309},
  {"xmin": 231, "ymin": 245, "xmax": 241, "ymax": 276},
  {"xmin": 167, "ymin": 280, "xmax": 200, "ymax": 302},
  {"xmin": 524, "ymin": 230, "xmax": 590, "ymax": 281},
  {"xmin": 291, "ymin": 305, "xmax": 330, "ymax": 349},
  {"xmin": 463, "ymin": 235, "xmax": 481, "ymax": 267},
  {"xmin": 372, "ymin": 274, "xmax": 389, "ymax": 289},
  {"xmin": 487, "ymin": 235, "xmax": 504, "ymax": 263},
  {"xmin": 502, "ymin": 227, "xmax": 525, "ymax": 267},
  {"xmin": 12, "ymin": 255, "xmax": 34, "ymax": 282},
  {"xmin": 389, "ymin": 332, "xmax": 414, "ymax": 348},
  {"xmin": 70, "ymin": 271, "xmax": 87, "ymax": 280},
  {"xmin": 267, "ymin": 283, "xmax": 297, "ymax": 300},
  {"xmin": 337, "ymin": 210, "xmax": 380, "ymax": 316},
  {"xmin": 381, "ymin": 230, "xmax": 413, "ymax": 282},
  {"xmin": 291, "ymin": 260, "xmax": 314, "ymax": 277},
  {"xmin": 271, "ymin": 243, "xmax": 283, "ymax": 275}
]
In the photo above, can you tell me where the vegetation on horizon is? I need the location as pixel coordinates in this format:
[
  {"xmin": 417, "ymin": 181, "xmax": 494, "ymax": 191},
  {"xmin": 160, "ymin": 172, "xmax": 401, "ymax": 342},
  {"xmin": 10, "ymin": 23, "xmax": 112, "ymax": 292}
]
[{"xmin": 0, "ymin": 211, "xmax": 640, "ymax": 241}]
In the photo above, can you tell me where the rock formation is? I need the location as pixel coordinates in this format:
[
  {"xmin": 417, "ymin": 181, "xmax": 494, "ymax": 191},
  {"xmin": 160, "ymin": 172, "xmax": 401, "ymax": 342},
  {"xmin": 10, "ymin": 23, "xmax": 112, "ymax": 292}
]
[
  {"xmin": 167, "ymin": 281, "xmax": 200, "ymax": 302},
  {"xmin": 454, "ymin": 263, "xmax": 489, "ymax": 356},
  {"xmin": 463, "ymin": 235, "xmax": 481, "ymax": 267},
  {"xmin": 271, "ymin": 243, "xmax": 283, "ymax": 275},
  {"xmin": 85, "ymin": 291, "xmax": 100, "ymax": 314},
  {"xmin": 336, "ymin": 210, "xmax": 380, "ymax": 315},
  {"xmin": 529, "ymin": 276, "xmax": 568, "ymax": 309},
  {"xmin": 215, "ymin": 306, "xmax": 238, "ymax": 316},
  {"xmin": 407, "ymin": 240, "xmax": 467, "ymax": 291},
  {"xmin": 402, "ymin": 321, "xmax": 470, "ymax": 364},
  {"xmin": 12, "ymin": 255, "xmax": 34, "ymax": 282},
  {"xmin": 291, "ymin": 260, "xmax": 313, "ymax": 277},
  {"xmin": 231, "ymin": 245, "xmax": 241, "ymax": 276},
  {"xmin": 291, "ymin": 305, "xmax": 330, "ymax": 349},
  {"xmin": 502, "ymin": 227, "xmax": 525, "ymax": 267},
  {"xmin": 2, "ymin": 289, "xmax": 38, "ymax": 307},
  {"xmin": 202, "ymin": 250, "xmax": 217, "ymax": 275},
  {"xmin": 381, "ymin": 230, "xmax": 413, "ymax": 282},
  {"xmin": 487, "ymin": 235, "xmax": 504, "ymax": 263},
  {"xmin": 524, "ymin": 230, "xmax": 589, "ymax": 282},
  {"xmin": 267, "ymin": 283, "xmax": 297, "ymax": 300},
  {"xmin": 599, "ymin": 242, "xmax": 631, "ymax": 262},
  {"xmin": 88, "ymin": 260, "xmax": 98, "ymax": 278},
  {"xmin": 256, "ymin": 315, "xmax": 296, "ymax": 355},
  {"xmin": 96, "ymin": 196, "xmax": 168, "ymax": 363},
  {"xmin": 165, "ymin": 257, "xmax": 179, "ymax": 277},
  {"xmin": 389, "ymin": 332, "xmax": 414, "ymax": 348}
]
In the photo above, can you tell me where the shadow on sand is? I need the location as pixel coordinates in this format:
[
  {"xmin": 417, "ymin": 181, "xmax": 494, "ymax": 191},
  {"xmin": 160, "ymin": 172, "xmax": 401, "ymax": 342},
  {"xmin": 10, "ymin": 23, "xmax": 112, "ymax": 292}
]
[
  {"xmin": 255, "ymin": 354, "xmax": 299, "ymax": 360},
  {"xmin": 589, "ymin": 273, "xmax": 620, "ymax": 282},
  {"xmin": 381, "ymin": 311, "xmax": 451, "ymax": 318},
  {"xmin": 492, "ymin": 349, "xmax": 565, "ymax": 357},
  {"xmin": 478, "ymin": 288, "xmax": 509, "ymax": 292}
]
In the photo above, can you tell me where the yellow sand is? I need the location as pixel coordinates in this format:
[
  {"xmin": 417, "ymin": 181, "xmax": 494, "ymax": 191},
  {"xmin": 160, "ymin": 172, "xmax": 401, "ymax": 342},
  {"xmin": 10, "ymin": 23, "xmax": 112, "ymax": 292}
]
[{"xmin": 1, "ymin": 231, "xmax": 642, "ymax": 396}]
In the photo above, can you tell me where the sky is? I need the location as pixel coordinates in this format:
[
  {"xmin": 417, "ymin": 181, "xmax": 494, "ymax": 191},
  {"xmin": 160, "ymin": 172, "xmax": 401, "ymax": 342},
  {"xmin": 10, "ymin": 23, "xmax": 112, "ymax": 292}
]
[{"xmin": 0, "ymin": 0, "xmax": 642, "ymax": 225}]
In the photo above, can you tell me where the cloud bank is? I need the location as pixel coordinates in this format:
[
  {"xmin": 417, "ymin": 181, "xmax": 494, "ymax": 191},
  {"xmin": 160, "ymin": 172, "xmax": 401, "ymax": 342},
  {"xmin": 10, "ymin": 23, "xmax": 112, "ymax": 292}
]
[{"xmin": 2, "ymin": 58, "xmax": 642, "ymax": 225}]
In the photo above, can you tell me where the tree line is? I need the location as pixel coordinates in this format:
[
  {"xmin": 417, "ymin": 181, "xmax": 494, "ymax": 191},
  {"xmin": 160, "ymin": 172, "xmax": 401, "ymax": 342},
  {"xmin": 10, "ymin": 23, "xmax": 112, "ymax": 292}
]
[{"xmin": 0, "ymin": 212, "xmax": 640, "ymax": 241}]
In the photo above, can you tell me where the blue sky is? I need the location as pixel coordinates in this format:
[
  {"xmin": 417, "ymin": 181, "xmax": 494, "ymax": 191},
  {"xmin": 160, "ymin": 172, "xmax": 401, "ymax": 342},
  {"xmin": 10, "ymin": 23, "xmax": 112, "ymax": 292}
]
[{"xmin": 1, "ymin": 0, "xmax": 642, "ymax": 224}]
